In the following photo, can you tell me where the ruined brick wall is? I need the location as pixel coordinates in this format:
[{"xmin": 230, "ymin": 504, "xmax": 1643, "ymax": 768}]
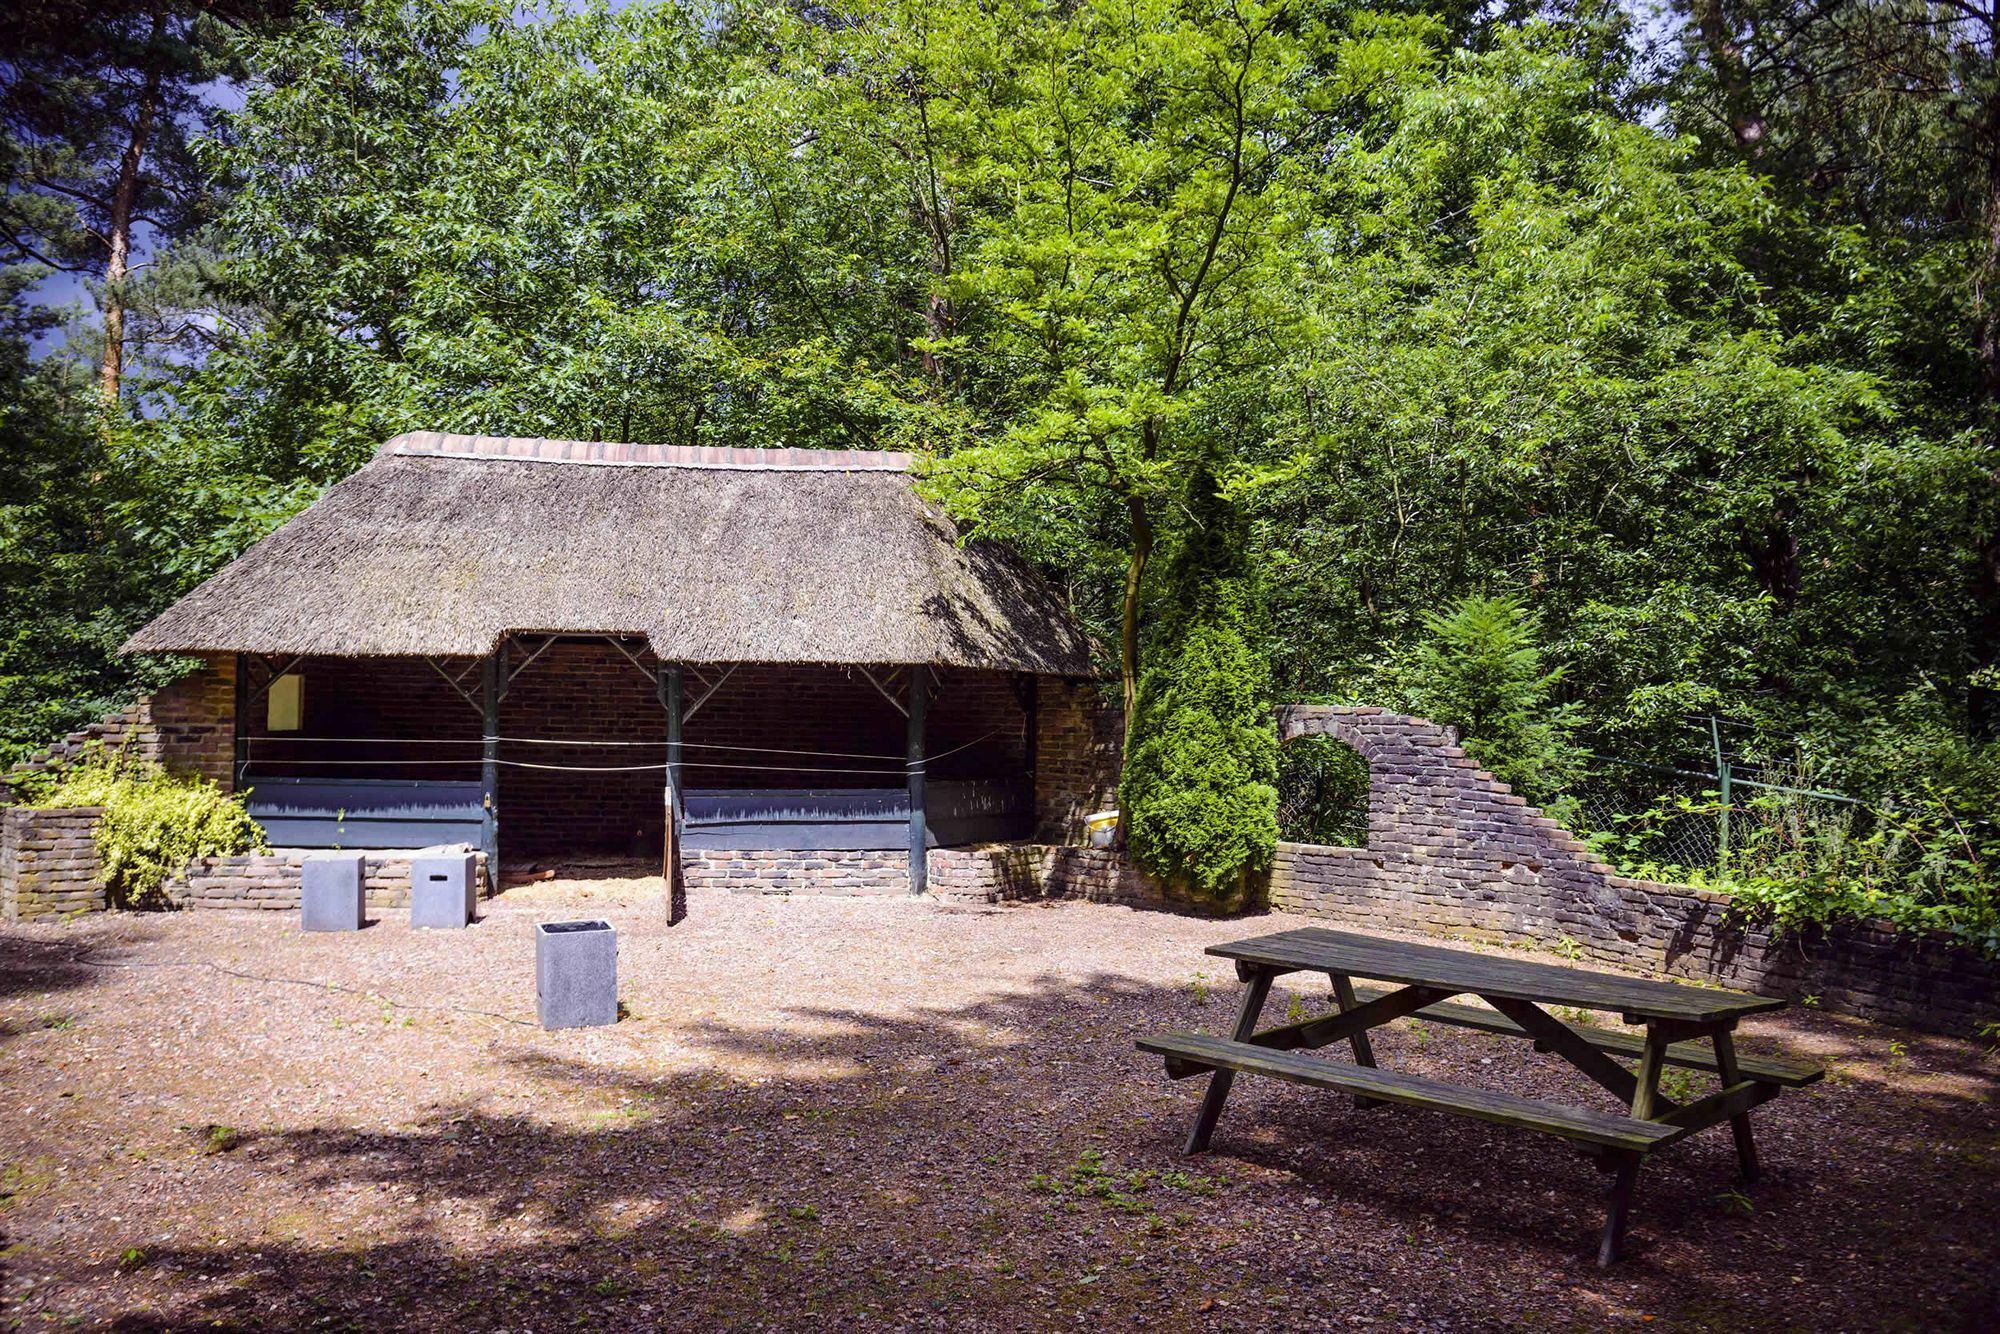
[
  {"xmin": 927, "ymin": 844, "xmax": 1170, "ymax": 911},
  {"xmin": 1268, "ymin": 706, "xmax": 2000, "ymax": 1035},
  {"xmin": 4, "ymin": 656, "xmax": 236, "ymax": 799},
  {"xmin": 1, "ymin": 807, "xmax": 105, "ymax": 920}
]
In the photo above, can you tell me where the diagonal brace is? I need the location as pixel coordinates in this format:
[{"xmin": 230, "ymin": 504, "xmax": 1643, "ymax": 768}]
[
  {"xmin": 1249, "ymin": 984, "xmax": 1455, "ymax": 1054},
  {"xmin": 1482, "ymin": 995, "xmax": 1677, "ymax": 1113}
]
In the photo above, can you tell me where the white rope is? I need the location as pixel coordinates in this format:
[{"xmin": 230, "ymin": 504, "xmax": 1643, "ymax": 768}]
[{"xmin": 243, "ymin": 734, "xmax": 909, "ymax": 760}]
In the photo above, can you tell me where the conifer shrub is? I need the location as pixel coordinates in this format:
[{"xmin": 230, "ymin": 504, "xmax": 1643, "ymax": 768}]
[{"xmin": 1122, "ymin": 477, "xmax": 1278, "ymax": 908}]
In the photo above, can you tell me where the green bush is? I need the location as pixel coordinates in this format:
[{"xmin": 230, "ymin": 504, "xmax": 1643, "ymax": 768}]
[
  {"xmin": 31, "ymin": 749, "xmax": 266, "ymax": 909},
  {"xmin": 1122, "ymin": 477, "xmax": 1279, "ymax": 908},
  {"xmin": 1400, "ymin": 594, "xmax": 1587, "ymax": 806},
  {"xmin": 1598, "ymin": 786, "xmax": 1999, "ymax": 958}
]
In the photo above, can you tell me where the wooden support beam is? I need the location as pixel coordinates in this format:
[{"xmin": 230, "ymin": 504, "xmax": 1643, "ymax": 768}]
[
  {"xmin": 1184, "ymin": 968, "xmax": 1274, "ymax": 1155},
  {"xmin": 1713, "ymin": 1030, "xmax": 1762, "ymax": 1182},
  {"xmin": 907, "ymin": 663, "xmax": 928, "ymax": 896},
  {"xmin": 1651, "ymin": 1080, "xmax": 1777, "ymax": 1144},
  {"xmin": 1244, "ymin": 984, "xmax": 1453, "ymax": 1056},
  {"xmin": 1331, "ymin": 973, "xmax": 1384, "ymax": 1108},
  {"xmin": 1599, "ymin": 1153, "xmax": 1643, "ymax": 1268},
  {"xmin": 231, "ymin": 651, "xmax": 248, "ymax": 791},
  {"xmin": 480, "ymin": 653, "xmax": 501, "ymax": 883},
  {"xmin": 661, "ymin": 663, "xmax": 684, "ymax": 926},
  {"xmin": 1630, "ymin": 1026, "xmax": 1669, "ymax": 1121},
  {"xmin": 1483, "ymin": 995, "xmax": 1652, "ymax": 1110}
]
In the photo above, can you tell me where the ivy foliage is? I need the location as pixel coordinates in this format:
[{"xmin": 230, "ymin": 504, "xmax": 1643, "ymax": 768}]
[
  {"xmin": 26, "ymin": 750, "xmax": 265, "ymax": 908},
  {"xmin": 1122, "ymin": 477, "xmax": 1278, "ymax": 906}
]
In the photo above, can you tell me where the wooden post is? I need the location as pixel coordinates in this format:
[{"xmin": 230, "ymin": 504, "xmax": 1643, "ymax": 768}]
[
  {"xmin": 907, "ymin": 663, "xmax": 928, "ymax": 896},
  {"xmin": 1713, "ymin": 1030, "xmax": 1760, "ymax": 1182},
  {"xmin": 480, "ymin": 653, "xmax": 500, "ymax": 888},
  {"xmin": 1184, "ymin": 967, "xmax": 1273, "ymax": 1155},
  {"xmin": 662, "ymin": 663, "xmax": 684, "ymax": 924},
  {"xmin": 230, "ymin": 652, "xmax": 248, "ymax": 792}
]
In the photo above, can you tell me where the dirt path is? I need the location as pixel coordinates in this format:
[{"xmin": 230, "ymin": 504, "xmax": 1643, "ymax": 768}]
[{"xmin": 2, "ymin": 879, "xmax": 1995, "ymax": 1330}]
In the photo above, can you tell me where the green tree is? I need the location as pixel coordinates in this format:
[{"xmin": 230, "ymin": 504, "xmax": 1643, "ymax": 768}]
[
  {"xmin": 919, "ymin": 0, "xmax": 1348, "ymax": 738},
  {"xmin": 1122, "ymin": 473, "xmax": 1279, "ymax": 905},
  {"xmin": 1402, "ymin": 593, "xmax": 1584, "ymax": 803},
  {"xmin": 0, "ymin": 0, "xmax": 284, "ymax": 402}
]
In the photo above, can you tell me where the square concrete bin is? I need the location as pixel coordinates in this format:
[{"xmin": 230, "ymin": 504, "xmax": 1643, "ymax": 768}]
[
  {"xmin": 410, "ymin": 851, "xmax": 478, "ymax": 929},
  {"xmin": 535, "ymin": 920, "xmax": 617, "ymax": 1030},
  {"xmin": 301, "ymin": 853, "xmax": 366, "ymax": 931}
]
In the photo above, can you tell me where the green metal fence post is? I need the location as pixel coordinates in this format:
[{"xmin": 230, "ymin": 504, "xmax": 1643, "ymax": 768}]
[{"xmin": 1709, "ymin": 716, "xmax": 1731, "ymax": 865}]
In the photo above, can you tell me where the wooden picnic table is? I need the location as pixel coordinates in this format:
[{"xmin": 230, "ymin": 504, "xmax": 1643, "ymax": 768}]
[{"xmin": 1138, "ymin": 927, "xmax": 1823, "ymax": 1266}]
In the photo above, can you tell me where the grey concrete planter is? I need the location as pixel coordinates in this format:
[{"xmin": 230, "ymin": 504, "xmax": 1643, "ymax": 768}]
[
  {"xmin": 535, "ymin": 920, "xmax": 617, "ymax": 1029},
  {"xmin": 301, "ymin": 853, "xmax": 366, "ymax": 931},
  {"xmin": 410, "ymin": 851, "xmax": 477, "ymax": 929}
]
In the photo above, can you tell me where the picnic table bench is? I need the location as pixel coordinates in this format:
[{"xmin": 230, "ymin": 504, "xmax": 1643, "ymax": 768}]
[{"xmin": 1138, "ymin": 927, "xmax": 1823, "ymax": 1265}]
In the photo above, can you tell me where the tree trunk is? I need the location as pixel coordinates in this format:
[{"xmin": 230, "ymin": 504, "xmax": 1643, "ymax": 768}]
[
  {"xmin": 1969, "ymin": 79, "xmax": 2000, "ymax": 737},
  {"xmin": 1120, "ymin": 493, "xmax": 1154, "ymax": 758},
  {"xmin": 1688, "ymin": 0, "xmax": 1765, "ymax": 152},
  {"xmin": 99, "ymin": 8, "xmax": 168, "ymax": 404}
]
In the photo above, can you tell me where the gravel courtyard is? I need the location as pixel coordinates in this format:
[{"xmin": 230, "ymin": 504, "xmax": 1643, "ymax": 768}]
[{"xmin": 2, "ymin": 876, "xmax": 1995, "ymax": 1331}]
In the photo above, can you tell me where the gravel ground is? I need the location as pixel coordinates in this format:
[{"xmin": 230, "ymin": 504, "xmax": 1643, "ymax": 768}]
[{"xmin": 2, "ymin": 872, "xmax": 1995, "ymax": 1332}]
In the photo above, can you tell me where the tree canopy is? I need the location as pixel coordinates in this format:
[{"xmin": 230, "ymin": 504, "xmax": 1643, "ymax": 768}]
[{"xmin": 1, "ymin": 0, "xmax": 1994, "ymax": 916}]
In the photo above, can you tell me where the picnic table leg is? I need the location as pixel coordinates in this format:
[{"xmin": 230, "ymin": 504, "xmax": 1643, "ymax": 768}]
[
  {"xmin": 1712, "ymin": 1030, "xmax": 1761, "ymax": 1183},
  {"xmin": 1330, "ymin": 973, "xmax": 1384, "ymax": 1109},
  {"xmin": 1629, "ymin": 1025, "xmax": 1669, "ymax": 1121},
  {"xmin": 1598, "ymin": 1152, "xmax": 1643, "ymax": 1268},
  {"xmin": 1183, "ymin": 967, "xmax": 1274, "ymax": 1156}
]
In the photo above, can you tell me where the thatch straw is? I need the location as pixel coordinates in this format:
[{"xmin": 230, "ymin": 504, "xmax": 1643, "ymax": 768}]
[{"xmin": 123, "ymin": 434, "xmax": 1093, "ymax": 675}]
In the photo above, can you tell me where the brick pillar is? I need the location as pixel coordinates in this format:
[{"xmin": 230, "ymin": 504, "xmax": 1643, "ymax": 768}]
[{"xmin": 1032, "ymin": 677, "xmax": 1122, "ymax": 844}]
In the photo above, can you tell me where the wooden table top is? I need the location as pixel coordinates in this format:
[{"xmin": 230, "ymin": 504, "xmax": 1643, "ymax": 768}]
[{"xmin": 1207, "ymin": 928, "xmax": 1787, "ymax": 1025}]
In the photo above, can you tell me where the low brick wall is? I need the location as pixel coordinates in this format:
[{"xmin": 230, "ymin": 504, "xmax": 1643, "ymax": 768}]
[
  {"xmin": 671, "ymin": 844, "xmax": 1172, "ymax": 908},
  {"xmin": 681, "ymin": 849, "xmax": 912, "ymax": 896},
  {"xmin": 168, "ymin": 848, "xmax": 491, "ymax": 912},
  {"xmin": 1269, "ymin": 706, "xmax": 2000, "ymax": 1036},
  {"xmin": 1, "ymin": 806, "xmax": 106, "ymax": 921},
  {"xmin": 927, "ymin": 844, "xmax": 1171, "ymax": 911}
]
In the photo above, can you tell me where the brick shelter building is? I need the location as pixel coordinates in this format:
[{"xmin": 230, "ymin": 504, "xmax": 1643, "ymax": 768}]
[{"xmin": 117, "ymin": 433, "xmax": 1106, "ymax": 894}]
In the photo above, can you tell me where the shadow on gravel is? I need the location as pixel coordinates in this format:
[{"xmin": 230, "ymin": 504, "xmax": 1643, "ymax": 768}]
[
  {"xmin": 74, "ymin": 970, "xmax": 2000, "ymax": 1332},
  {"xmin": 0, "ymin": 929, "xmax": 168, "ymax": 1005}
]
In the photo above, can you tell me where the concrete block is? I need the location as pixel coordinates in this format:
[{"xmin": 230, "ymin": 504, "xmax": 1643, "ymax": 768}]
[
  {"xmin": 301, "ymin": 853, "xmax": 366, "ymax": 931},
  {"xmin": 536, "ymin": 920, "xmax": 617, "ymax": 1030},
  {"xmin": 410, "ymin": 851, "xmax": 477, "ymax": 929}
]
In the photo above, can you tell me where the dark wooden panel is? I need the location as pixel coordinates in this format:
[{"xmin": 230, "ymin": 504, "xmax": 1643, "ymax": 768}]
[
  {"xmin": 679, "ymin": 821, "xmax": 907, "ymax": 852},
  {"xmin": 1138, "ymin": 1032, "xmax": 1679, "ymax": 1151},
  {"xmin": 246, "ymin": 776, "xmax": 485, "ymax": 849},
  {"xmin": 252, "ymin": 816, "xmax": 486, "ymax": 848},
  {"xmin": 1210, "ymin": 928, "xmax": 1787, "ymax": 1023}
]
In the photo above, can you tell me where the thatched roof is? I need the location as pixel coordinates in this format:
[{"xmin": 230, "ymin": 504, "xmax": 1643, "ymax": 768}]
[{"xmin": 124, "ymin": 433, "xmax": 1094, "ymax": 675}]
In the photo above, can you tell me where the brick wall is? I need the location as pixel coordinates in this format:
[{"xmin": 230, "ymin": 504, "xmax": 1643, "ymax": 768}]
[
  {"xmin": 683, "ymin": 849, "xmax": 911, "ymax": 896},
  {"xmin": 1268, "ymin": 706, "xmax": 2000, "ymax": 1036},
  {"xmin": 1, "ymin": 807, "xmax": 105, "ymax": 920},
  {"xmin": 168, "ymin": 849, "xmax": 490, "ymax": 912},
  {"xmin": 927, "ymin": 844, "xmax": 1171, "ymax": 911},
  {"xmin": 1033, "ymin": 679, "xmax": 1121, "ymax": 843},
  {"xmin": 4, "ymin": 656, "xmax": 236, "ymax": 798}
]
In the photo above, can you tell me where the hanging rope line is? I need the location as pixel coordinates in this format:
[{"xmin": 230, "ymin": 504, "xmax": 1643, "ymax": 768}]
[
  {"xmin": 237, "ymin": 731, "xmax": 1002, "ymax": 775},
  {"xmin": 242, "ymin": 735, "xmax": 909, "ymax": 760}
]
